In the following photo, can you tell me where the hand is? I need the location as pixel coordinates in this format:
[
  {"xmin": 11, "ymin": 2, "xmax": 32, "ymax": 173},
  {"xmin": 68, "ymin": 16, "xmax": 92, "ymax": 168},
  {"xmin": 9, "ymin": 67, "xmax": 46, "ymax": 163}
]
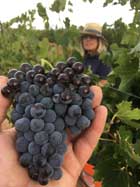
[{"xmin": 0, "ymin": 76, "xmax": 107, "ymax": 187}]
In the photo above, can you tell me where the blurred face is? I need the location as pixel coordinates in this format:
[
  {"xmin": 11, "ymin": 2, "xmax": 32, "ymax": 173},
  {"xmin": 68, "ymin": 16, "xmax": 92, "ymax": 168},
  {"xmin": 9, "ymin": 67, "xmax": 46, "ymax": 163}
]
[{"xmin": 82, "ymin": 35, "xmax": 99, "ymax": 52}]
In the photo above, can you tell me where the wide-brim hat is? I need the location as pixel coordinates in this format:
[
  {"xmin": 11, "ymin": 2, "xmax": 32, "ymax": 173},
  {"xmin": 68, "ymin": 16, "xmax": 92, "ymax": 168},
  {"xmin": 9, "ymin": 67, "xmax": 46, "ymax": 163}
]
[{"xmin": 80, "ymin": 23, "xmax": 107, "ymax": 44}]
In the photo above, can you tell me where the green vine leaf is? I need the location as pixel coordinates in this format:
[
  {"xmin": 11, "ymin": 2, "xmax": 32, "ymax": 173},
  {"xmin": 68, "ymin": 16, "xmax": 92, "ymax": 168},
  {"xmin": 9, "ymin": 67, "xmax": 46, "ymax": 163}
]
[
  {"xmin": 113, "ymin": 101, "xmax": 140, "ymax": 128},
  {"xmin": 50, "ymin": 0, "xmax": 66, "ymax": 13},
  {"xmin": 116, "ymin": 101, "xmax": 140, "ymax": 121},
  {"xmin": 130, "ymin": 42, "xmax": 140, "ymax": 54},
  {"xmin": 119, "ymin": 126, "xmax": 140, "ymax": 164}
]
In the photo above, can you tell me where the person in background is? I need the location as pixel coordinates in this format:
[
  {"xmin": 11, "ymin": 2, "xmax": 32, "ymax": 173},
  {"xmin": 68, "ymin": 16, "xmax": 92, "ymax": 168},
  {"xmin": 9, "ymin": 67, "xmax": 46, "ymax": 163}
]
[
  {"xmin": 0, "ymin": 76, "xmax": 107, "ymax": 187},
  {"xmin": 80, "ymin": 23, "xmax": 111, "ymax": 87}
]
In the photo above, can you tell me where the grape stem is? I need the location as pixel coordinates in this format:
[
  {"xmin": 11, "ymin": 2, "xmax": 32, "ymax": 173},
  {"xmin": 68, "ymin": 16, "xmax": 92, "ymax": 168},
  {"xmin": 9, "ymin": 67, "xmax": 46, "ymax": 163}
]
[
  {"xmin": 41, "ymin": 58, "xmax": 54, "ymax": 70},
  {"xmin": 110, "ymin": 114, "xmax": 117, "ymax": 125},
  {"xmin": 99, "ymin": 138, "xmax": 116, "ymax": 143}
]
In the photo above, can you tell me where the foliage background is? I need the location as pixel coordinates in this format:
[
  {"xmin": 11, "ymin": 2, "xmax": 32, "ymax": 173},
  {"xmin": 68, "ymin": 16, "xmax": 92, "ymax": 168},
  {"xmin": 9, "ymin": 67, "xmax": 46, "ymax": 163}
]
[{"xmin": 1, "ymin": 0, "xmax": 140, "ymax": 186}]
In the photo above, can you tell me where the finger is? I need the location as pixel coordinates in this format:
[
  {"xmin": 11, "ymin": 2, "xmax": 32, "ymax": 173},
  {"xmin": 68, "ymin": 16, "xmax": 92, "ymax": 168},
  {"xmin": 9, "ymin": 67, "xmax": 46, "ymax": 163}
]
[
  {"xmin": 0, "ymin": 127, "xmax": 16, "ymax": 141},
  {"xmin": 0, "ymin": 76, "xmax": 11, "ymax": 125},
  {"xmin": 73, "ymin": 105, "xmax": 107, "ymax": 168},
  {"xmin": 90, "ymin": 85, "xmax": 103, "ymax": 108}
]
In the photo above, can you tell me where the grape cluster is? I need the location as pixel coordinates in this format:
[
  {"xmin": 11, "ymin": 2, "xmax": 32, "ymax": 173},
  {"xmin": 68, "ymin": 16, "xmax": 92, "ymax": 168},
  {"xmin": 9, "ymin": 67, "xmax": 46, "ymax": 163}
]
[{"xmin": 1, "ymin": 57, "xmax": 95, "ymax": 185}]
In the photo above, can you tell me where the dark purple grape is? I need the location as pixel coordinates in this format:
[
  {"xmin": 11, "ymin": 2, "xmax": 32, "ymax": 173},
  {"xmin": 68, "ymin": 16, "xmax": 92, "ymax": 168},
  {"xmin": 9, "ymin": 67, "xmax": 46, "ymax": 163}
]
[
  {"xmin": 26, "ymin": 70, "xmax": 36, "ymax": 82},
  {"xmin": 69, "ymin": 126, "xmax": 81, "ymax": 135},
  {"xmin": 68, "ymin": 105, "xmax": 81, "ymax": 118},
  {"xmin": 51, "ymin": 168, "xmax": 62, "ymax": 180},
  {"xmin": 33, "ymin": 64, "xmax": 45, "ymax": 74},
  {"xmin": 51, "ymin": 68, "xmax": 61, "ymax": 77},
  {"xmin": 16, "ymin": 136, "xmax": 29, "ymax": 153},
  {"xmin": 65, "ymin": 115, "xmax": 77, "ymax": 127},
  {"xmin": 41, "ymin": 143, "xmax": 55, "ymax": 157},
  {"xmin": 83, "ymin": 108, "xmax": 95, "ymax": 120},
  {"xmin": 30, "ymin": 103, "xmax": 46, "ymax": 119},
  {"xmin": 60, "ymin": 89, "xmax": 72, "ymax": 104},
  {"xmin": 8, "ymin": 69, "xmax": 17, "ymax": 78},
  {"xmin": 85, "ymin": 91, "xmax": 94, "ymax": 99},
  {"xmin": 33, "ymin": 154, "xmax": 47, "ymax": 167},
  {"xmin": 14, "ymin": 71, "xmax": 25, "ymax": 82},
  {"xmin": 34, "ymin": 74, "xmax": 46, "ymax": 85},
  {"xmin": 28, "ymin": 84, "xmax": 40, "ymax": 97},
  {"xmin": 69, "ymin": 83, "xmax": 77, "ymax": 92},
  {"xmin": 38, "ymin": 175, "xmax": 48, "ymax": 185},
  {"xmin": 24, "ymin": 104, "xmax": 33, "ymax": 118},
  {"xmin": 20, "ymin": 81, "xmax": 30, "ymax": 93},
  {"xmin": 48, "ymin": 153, "xmax": 64, "ymax": 168},
  {"xmin": 18, "ymin": 92, "xmax": 35, "ymax": 107},
  {"xmin": 54, "ymin": 117, "xmax": 65, "ymax": 131},
  {"xmin": 71, "ymin": 93, "xmax": 82, "ymax": 105},
  {"xmin": 40, "ymin": 97, "xmax": 54, "ymax": 109},
  {"xmin": 72, "ymin": 62, "xmax": 84, "ymax": 74},
  {"xmin": 50, "ymin": 131, "xmax": 63, "ymax": 146},
  {"xmin": 52, "ymin": 94, "xmax": 60, "ymax": 103},
  {"xmin": 20, "ymin": 63, "xmax": 33, "ymax": 73},
  {"xmin": 81, "ymin": 74, "xmax": 91, "ymax": 85},
  {"xmin": 40, "ymin": 83, "xmax": 53, "ymax": 97},
  {"xmin": 55, "ymin": 62, "xmax": 66, "ymax": 71},
  {"xmin": 44, "ymin": 109, "xmax": 56, "ymax": 123},
  {"xmin": 44, "ymin": 123, "xmax": 55, "ymax": 134},
  {"xmin": 1, "ymin": 86, "xmax": 13, "ymax": 98},
  {"xmin": 53, "ymin": 84, "xmax": 64, "ymax": 94},
  {"xmin": 28, "ymin": 141, "xmax": 40, "ymax": 155},
  {"xmin": 46, "ymin": 71, "xmax": 53, "ymax": 78},
  {"xmin": 46, "ymin": 77, "xmax": 55, "ymax": 86},
  {"xmin": 82, "ymin": 98, "xmax": 92, "ymax": 109},
  {"xmin": 28, "ymin": 165, "xmax": 39, "ymax": 180},
  {"xmin": 56, "ymin": 143, "xmax": 67, "ymax": 154},
  {"xmin": 15, "ymin": 117, "xmax": 30, "ymax": 132},
  {"xmin": 63, "ymin": 67, "xmax": 74, "ymax": 77},
  {"xmin": 34, "ymin": 131, "xmax": 48, "ymax": 145},
  {"xmin": 54, "ymin": 103, "xmax": 67, "ymax": 116},
  {"xmin": 44, "ymin": 163, "xmax": 54, "ymax": 178},
  {"xmin": 11, "ymin": 109, "xmax": 23, "ymax": 123},
  {"xmin": 19, "ymin": 152, "xmax": 32, "ymax": 167},
  {"xmin": 7, "ymin": 78, "xmax": 20, "ymax": 89},
  {"xmin": 16, "ymin": 104, "xmax": 25, "ymax": 116},
  {"xmin": 36, "ymin": 94, "xmax": 44, "ymax": 102},
  {"xmin": 57, "ymin": 73, "xmax": 70, "ymax": 84},
  {"xmin": 72, "ymin": 75, "xmax": 82, "ymax": 86},
  {"xmin": 30, "ymin": 119, "xmax": 45, "ymax": 132},
  {"xmin": 24, "ymin": 130, "xmax": 34, "ymax": 141},
  {"xmin": 79, "ymin": 85, "xmax": 90, "ymax": 97},
  {"xmin": 66, "ymin": 56, "xmax": 77, "ymax": 67},
  {"xmin": 77, "ymin": 115, "xmax": 90, "ymax": 129}
]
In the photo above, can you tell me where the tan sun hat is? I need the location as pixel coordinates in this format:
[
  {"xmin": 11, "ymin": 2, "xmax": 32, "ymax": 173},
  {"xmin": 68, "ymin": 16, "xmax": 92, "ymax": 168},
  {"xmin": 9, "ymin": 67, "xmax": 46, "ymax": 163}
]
[{"xmin": 80, "ymin": 23, "xmax": 106, "ymax": 43}]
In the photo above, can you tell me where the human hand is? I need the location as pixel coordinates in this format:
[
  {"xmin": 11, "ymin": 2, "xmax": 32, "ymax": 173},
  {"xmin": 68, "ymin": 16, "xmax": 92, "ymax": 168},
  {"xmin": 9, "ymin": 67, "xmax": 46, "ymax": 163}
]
[{"xmin": 0, "ymin": 76, "xmax": 107, "ymax": 187}]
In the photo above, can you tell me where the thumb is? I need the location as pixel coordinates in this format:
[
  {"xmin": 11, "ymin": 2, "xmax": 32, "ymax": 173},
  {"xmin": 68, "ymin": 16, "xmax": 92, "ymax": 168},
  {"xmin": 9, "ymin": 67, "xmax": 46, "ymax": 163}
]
[{"xmin": 0, "ymin": 76, "xmax": 11, "ymax": 125}]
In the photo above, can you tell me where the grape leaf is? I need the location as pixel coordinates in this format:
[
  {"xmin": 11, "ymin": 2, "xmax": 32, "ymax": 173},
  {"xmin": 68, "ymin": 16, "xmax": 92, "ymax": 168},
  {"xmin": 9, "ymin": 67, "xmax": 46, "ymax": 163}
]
[
  {"xmin": 116, "ymin": 101, "xmax": 140, "ymax": 121},
  {"xmin": 119, "ymin": 126, "xmax": 140, "ymax": 164},
  {"xmin": 121, "ymin": 27, "xmax": 139, "ymax": 46},
  {"xmin": 123, "ymin": 120, "xmax": 140, "ymax": 129},
  {"xmin": 50, "ymin": 0, "xmax": 66, "ymax": 13},
  {"xmin": 130, "ymin": 0, "xmax": 140, "ymax": 10},
  {"xmin": 94, "ymin": 144, "xmax": 132, "ymax": 187},
  {"xmin": 130, "ymin": 42, "xmax": 140, "ymax": 54},
  {"xmin": 134, "ymin": 140, "xmax": 140, "ymax": 154}
]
